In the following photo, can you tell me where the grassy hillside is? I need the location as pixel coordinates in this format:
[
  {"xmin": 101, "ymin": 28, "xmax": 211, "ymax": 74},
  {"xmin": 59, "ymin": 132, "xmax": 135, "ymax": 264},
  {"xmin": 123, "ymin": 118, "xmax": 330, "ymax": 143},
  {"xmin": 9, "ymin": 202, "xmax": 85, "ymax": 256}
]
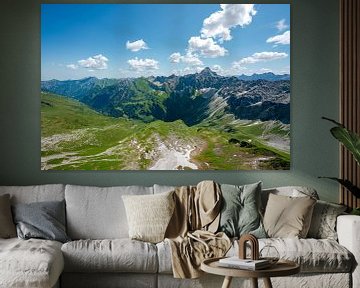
[{"xmin": 41, "ymin": 92, "xmax": 290, "ymax": 170}]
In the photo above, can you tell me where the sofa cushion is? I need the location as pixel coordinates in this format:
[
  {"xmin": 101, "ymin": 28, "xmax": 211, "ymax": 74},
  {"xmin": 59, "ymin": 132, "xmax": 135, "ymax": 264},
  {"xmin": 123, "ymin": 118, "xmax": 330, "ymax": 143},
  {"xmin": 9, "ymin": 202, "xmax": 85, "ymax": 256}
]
[
  {"xmin": 261, "ymin": 186, "xmax": 319, "ymax": 213},
  {"xmin": 0, "ymin": 184, "xmax": 65, "ymax": 204},
  {"xmin": 0, "ymin": 238, "xmax": 64, "ymax": 288},
  {"xmin": 235, "ymin": 238, "xmax": 353, "ymax": 273},
  {"xmin": 0, "ymin": 194, "xmax": 16, "ymax": 238},
  {"xmin": 218, "ymin": 182, "xmax": 266, "ymax": 238},
  {"xmin": 122, "ymin": 191, "xmax": 175, "ymax": 243},
  {"xmin": 263, "ymin": 194, "xmax": 316, "ymax": 238},
  {"xmin": 157, "ymin": 238, "xmax": 353, "ymax": 274},
  {"xmin": 65, "ymin": 185, "xmax": 153, "ymax": 239},
  {"xmin": 61, "ymin": 239, "xmax": 158, "ymax": 273},
  {"xmin": 12, "ymin": 200, "xmax": 70, "ymax": 243},
  {"xmin": 308, "ymin": 200, "xmax": 347, "ymax": 240}
]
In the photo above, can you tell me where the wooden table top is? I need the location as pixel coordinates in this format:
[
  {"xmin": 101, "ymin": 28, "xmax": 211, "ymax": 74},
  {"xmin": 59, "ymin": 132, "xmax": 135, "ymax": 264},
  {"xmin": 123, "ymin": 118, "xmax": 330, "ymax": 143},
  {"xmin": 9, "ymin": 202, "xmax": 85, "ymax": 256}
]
[{"xmin": 201, "ymin": 257, "xmax": 300, "ymax": 278}]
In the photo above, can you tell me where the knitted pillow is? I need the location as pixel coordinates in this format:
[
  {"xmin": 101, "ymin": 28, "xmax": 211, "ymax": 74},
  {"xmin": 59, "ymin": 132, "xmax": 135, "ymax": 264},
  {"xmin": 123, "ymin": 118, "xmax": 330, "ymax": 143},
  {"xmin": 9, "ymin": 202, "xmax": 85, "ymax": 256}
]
[{"xmin": 122, "ymin": 191, "xmax": 175, "ymax": 243}]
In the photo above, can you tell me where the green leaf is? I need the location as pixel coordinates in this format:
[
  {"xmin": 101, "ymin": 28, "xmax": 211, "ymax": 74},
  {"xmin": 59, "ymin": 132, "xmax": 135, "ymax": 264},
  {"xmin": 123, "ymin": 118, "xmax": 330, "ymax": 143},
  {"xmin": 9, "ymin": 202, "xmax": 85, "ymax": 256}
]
[
  {"xmin": 322, "ymin": 117, "xmax": 360, "ymax": 165},
  {"xmin": 330, "ymin": 127, "xmax": 360, "ymax": 165},
  {"xmin": 319, "ymin": 177, "xmax": 360, "ymax": 198}
]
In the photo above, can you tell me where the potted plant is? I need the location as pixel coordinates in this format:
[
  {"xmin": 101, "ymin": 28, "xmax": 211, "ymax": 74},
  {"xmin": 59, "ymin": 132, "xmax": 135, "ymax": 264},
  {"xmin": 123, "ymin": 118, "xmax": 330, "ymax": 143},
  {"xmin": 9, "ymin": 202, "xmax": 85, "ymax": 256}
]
[{"xmin": 320, "ymin": 117, "xmax": 360, "ymax": 215}]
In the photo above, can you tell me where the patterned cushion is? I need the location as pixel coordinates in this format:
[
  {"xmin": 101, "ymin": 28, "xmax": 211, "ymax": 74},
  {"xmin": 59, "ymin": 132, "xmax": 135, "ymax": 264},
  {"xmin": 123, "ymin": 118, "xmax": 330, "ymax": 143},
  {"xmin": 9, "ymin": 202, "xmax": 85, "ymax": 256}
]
[{"xmin": 308, "ymin": 200, "xmax": 347, "ymax": 240}]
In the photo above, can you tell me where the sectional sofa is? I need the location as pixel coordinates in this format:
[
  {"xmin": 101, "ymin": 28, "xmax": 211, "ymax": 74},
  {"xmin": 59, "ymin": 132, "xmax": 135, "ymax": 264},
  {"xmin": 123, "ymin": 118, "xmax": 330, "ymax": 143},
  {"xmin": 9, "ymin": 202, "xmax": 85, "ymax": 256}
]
[{"xmin": 0, "ymin": 183, "xmax": 359, "ymax": 288}]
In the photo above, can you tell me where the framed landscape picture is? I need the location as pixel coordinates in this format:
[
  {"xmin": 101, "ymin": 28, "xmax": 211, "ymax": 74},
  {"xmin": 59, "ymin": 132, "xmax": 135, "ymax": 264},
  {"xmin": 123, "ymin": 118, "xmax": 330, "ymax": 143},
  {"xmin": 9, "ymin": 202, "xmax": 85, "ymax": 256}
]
[{"xmin": 41, "ymin": 4, "xmax": 290, "ymax": 170}]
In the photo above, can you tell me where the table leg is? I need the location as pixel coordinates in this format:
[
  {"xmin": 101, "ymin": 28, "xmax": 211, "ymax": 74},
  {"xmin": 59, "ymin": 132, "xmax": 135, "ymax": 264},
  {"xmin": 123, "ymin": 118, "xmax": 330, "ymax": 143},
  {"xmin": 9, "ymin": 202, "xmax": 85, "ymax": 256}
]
[
  {"xmin": 263, "ymin": 277, "xmax": 273, "ymax": 288},
  {"xmin": 251, "ymin": 278, "xmax": 258, "ymax": 288},
  {"xmin": 221, "ymin": 276, "xmax": 233, "ymax": 288}
]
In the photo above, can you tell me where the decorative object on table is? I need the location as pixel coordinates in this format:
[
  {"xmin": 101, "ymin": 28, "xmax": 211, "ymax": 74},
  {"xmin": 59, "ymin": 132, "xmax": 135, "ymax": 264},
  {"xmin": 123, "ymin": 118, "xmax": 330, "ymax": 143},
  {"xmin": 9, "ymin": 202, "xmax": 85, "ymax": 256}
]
[
  {"xmin": 215, "ymin": 233, "xmax": 272, "ymax": 271},
  {"xmin": 237, "ymin": 233, "xmax": 279, "ymax": 268},
  {"xmin": 218, "ymin": 257, "xmax": 271, "ymax": 270},
  {"xmin": 319, "ymin": 117, "xmax": 360, "ymax": 210},
  {"xmin": 259, "ymin": 245, "xmax": 280, "ymax": 265},
  {"xmin": 40, "ymin": 4, "xmax": 290, "ymax": 171},
  {"xmin": 238, "ymin": 234, "xmax": 260, "ymax": 260}
]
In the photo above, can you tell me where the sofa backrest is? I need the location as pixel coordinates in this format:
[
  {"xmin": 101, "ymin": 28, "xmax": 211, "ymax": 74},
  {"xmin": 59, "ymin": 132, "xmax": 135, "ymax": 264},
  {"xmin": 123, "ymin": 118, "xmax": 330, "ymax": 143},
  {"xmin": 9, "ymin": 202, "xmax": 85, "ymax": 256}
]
[
  {"xmin": 65, "ymin": 184, "xmax": 153, "ymax": 240},
  {"xmin": 0, "ymin": 184, "xmax": 65, "ymax": 204}
]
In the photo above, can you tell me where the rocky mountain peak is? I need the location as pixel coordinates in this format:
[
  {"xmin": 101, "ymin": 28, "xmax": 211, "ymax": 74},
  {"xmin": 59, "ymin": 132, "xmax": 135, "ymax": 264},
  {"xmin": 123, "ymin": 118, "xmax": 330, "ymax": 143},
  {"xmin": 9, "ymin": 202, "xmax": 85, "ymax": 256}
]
[{"xmin": 199, "ymin": 67, "xmax": 218, "ymax": 77}]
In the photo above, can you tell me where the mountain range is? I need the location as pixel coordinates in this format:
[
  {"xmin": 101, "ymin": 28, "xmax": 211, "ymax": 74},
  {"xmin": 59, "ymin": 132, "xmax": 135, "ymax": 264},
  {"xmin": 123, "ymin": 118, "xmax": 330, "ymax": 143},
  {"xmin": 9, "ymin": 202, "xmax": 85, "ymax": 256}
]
[
  {"xmin": 41, "ymin": 68, "xmax": 290, "ymax": 125},
  {"xmin": 238, "ymin": 72, "xmax": 290, "ymax": 81}
]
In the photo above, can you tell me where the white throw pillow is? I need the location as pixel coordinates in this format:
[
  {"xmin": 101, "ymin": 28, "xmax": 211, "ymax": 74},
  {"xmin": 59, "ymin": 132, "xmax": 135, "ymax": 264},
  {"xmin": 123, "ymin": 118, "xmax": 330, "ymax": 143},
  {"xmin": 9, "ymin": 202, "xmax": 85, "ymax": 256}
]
[{"xmin": 122, "ymin": 191, "xmax": 175, "ymax": 243}]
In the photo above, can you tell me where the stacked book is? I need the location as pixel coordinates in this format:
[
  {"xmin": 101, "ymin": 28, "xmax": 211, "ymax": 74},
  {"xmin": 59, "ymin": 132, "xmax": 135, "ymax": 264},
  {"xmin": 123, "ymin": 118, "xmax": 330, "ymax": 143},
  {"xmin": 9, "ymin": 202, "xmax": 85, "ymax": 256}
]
[{"xmin": 218, "ymin": 257, "xmax": 271, "ymax": 270}]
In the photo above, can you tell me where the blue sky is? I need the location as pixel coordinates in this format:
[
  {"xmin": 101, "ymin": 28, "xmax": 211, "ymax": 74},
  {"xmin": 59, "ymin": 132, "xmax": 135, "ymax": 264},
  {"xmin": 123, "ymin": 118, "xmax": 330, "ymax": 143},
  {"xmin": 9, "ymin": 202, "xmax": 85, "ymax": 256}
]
[{"xmin": 41, "ymin": 4, "xmax": 290, "ymax": 80}]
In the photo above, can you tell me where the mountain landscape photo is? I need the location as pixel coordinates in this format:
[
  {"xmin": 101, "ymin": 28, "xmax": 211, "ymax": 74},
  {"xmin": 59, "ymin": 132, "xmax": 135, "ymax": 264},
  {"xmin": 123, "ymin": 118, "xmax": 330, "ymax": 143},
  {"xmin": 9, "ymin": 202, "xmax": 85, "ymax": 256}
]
[{"xmin": 41, "ymin": 4, "xmax": 290, "ymax": 170}]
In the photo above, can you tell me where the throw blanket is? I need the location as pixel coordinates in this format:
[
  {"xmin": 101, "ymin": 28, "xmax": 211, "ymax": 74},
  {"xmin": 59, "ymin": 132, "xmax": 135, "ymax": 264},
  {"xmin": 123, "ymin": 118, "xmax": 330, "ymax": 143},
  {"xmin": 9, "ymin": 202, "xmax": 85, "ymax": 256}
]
[{"xmin": 165, "ymin": 181, "xmax": 231, "ymax": 279}]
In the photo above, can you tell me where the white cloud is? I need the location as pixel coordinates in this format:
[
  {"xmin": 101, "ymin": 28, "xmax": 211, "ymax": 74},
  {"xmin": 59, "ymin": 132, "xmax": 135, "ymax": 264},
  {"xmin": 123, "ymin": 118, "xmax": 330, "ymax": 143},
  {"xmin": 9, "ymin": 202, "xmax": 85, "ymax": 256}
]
[
  {"xmin": 212, "ymin": 64, "xmax": 222, "ymax": 72},
  {"xmin": 184, "ymin": 66, "xmax": 204, "ymax": 74},
  {"xmin": 66, "ymin": 64, "xmax": 78, "ymax": 70},
  {"xmin": 188, "ymin": 36, "xmax": 227, "ymax": 58},
  {"xmin": 78, "ymin": 54, "xmax": 109, "ymax": 70},
  {"xmin": 201, "ymin": 4, "xmax": 257, "ymax": 42},
  {"xmin": 169, "ymin": 52, "xmax": 203, "ymax": 66},
  {"xmin": 172, "ymin": 66, "xmax": 205, "ymax": 76},
  {"xmin": 259, "ymin": 68, "xmax": 273, "ymax": 73},
  {"xmin": 169, "ymin": 52, "xmax": 181, "ymax": 63},
  {"xmin": 234, "ymin": 51, "xmax": 288, "ymax": 65},
  {"xmin": 126, "ymin": 39, "xmax": 149, "ymax": 52},
  {"xmin": 266, "ymin": 30, "xmax": 290, "ymax": 45},
  {"xmin": 127, "ymin": 57, "xmax": 159, "ymax": 72},
  {"xmin": 276, "ymin": 19, "xmax": 289, "ymax": 31},
  {"xmin": 232, "ymin": 61, "xmax": 247, "ymax": 71}
]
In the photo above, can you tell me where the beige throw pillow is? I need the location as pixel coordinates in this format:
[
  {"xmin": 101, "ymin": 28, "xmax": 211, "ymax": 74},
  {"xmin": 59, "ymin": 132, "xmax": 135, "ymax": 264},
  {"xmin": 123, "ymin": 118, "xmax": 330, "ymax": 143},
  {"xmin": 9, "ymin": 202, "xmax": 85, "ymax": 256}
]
[
  {"xmin": 263, "ymin": 193, "xmax": 316, "ymax": 238},
  {"xmin": 122, "ymin": 191, "xmax": 175, "ymax": 243},
  {"xmin": 0, "ymin": 194, "xmax": 17, "ymax": 238}
]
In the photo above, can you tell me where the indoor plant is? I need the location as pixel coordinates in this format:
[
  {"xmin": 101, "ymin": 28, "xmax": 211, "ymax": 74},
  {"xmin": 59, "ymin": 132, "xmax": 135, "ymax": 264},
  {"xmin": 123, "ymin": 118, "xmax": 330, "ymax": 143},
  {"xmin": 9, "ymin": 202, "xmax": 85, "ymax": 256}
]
[{"xmin": 320, "ymin": 117, "xmax": 360, "ymax": 215}]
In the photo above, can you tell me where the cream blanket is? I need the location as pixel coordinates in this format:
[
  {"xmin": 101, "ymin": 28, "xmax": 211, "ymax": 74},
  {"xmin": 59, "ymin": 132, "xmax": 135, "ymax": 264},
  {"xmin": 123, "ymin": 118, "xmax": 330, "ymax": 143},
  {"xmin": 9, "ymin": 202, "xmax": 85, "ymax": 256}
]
[{"xmin": 165, "ymin": 181, "xmax": 231, "ymax": 278}]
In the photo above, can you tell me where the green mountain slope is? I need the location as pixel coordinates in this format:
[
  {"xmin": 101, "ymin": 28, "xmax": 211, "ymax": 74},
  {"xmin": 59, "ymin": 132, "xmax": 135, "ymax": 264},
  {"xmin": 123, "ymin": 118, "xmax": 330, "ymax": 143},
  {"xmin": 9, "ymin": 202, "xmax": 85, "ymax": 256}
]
[{"xmin": 41, "ymin": 92, "xmax": 290, "ymax": 170}]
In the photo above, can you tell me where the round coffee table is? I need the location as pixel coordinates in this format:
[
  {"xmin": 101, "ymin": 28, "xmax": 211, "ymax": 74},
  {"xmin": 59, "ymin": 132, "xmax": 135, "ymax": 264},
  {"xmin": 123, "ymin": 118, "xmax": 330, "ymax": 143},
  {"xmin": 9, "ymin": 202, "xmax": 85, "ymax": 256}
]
[{"xmin": 201, "ymin": 257, "xmax": 300, "ymax": 288}]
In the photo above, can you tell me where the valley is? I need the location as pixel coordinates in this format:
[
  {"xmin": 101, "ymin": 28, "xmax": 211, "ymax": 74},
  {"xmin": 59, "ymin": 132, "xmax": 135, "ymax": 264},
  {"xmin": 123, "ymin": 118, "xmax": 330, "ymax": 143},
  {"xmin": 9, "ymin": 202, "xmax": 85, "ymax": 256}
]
[{"xmin": 41, "ymin": 68, "xmax": 290, "ymax": 170}]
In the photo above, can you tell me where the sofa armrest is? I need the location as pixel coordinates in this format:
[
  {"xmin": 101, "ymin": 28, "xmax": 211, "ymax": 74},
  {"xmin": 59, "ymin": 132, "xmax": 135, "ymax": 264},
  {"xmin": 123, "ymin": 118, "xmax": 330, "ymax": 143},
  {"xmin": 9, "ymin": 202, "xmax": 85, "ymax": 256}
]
[{"xmin": 337, "ymin": 215, "xmax": 360, "ymax": 288}]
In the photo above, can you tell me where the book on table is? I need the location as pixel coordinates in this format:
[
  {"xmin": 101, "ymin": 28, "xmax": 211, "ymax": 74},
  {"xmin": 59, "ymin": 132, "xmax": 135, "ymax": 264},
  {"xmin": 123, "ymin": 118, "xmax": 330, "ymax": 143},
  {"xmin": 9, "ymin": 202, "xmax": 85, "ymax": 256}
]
[{"xmin": 218, "ymin": 257, "xmax": 271, "ymax": 270}]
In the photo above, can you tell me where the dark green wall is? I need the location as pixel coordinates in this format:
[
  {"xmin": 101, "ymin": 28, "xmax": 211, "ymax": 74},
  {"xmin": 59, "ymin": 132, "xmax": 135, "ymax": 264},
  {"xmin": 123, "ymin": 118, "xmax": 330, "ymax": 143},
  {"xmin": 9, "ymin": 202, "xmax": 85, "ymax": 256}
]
[{"xmin": 0, "ymin": 0, "xmax": 340, "ymax": 202}]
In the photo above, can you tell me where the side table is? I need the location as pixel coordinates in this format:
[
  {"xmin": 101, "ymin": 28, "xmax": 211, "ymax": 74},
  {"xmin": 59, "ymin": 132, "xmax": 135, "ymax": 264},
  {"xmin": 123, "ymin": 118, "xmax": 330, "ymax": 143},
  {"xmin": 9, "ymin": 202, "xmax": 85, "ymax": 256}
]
[{"xmin": 201, "ymin": 257, "xmax": 300, "ymax": 288}]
